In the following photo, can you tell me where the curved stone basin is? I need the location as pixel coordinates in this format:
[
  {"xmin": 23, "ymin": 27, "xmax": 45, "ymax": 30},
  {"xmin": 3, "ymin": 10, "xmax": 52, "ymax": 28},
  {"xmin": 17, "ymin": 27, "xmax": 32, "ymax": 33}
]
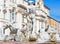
[
  {"xmin": 55, "ymin": 33, "xmax": 60, "ymax": 41},
  {"xmin": 37, "ymin": 32, "xmax": 50, "ymax": 42}
]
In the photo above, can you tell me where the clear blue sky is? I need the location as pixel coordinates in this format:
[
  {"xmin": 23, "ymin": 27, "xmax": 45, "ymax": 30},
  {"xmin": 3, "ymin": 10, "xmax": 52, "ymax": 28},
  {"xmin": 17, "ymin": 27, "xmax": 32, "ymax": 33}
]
[{"xmin": 44, "ymin": 0, "xmax": 60, "ymax": 21}]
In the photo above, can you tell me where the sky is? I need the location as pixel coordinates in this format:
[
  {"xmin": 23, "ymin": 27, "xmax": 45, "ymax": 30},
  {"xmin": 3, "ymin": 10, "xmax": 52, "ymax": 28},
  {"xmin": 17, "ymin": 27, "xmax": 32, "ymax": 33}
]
[{"xmin": 44, "ymin": 0, "xmax": 60, "ymax": 21}]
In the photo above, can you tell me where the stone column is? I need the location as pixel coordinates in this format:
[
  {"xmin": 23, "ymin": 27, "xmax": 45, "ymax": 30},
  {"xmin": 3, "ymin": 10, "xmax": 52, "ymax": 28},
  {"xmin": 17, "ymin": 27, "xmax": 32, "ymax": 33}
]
[
  {"xmin": 36, "ymin": 19, "xmax": 40, "ymax": 34},
  {"xmin": 32, "ymin": 13, "xmax": 36, "ymax": 34}
]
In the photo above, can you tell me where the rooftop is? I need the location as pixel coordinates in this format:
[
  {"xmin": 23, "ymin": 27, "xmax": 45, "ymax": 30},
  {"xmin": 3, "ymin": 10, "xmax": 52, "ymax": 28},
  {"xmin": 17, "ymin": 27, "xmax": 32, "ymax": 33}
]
[
  {"xmin": 48, "ymin": 16, "xmax": 60, "ymax": 23},
  {"xmin": 44, "ymin": 5, "xmax": 50, "ymax": 10}
]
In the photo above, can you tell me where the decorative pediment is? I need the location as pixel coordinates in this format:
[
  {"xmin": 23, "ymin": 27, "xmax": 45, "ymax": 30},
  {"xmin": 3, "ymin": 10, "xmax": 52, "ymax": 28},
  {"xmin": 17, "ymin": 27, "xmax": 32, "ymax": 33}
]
[
  {"xmin": 17, "ymin": 4, "xmax": 26, "ymax": 10},
  {"xmin": 3, "ymin": 9, "xmax": 7, "ymax": 14}
]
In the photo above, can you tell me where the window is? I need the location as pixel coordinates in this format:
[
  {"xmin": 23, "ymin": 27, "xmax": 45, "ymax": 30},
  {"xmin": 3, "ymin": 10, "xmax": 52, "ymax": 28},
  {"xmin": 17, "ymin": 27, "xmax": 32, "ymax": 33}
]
[
  {"xmin": 3, "ymin": 13, "xmax": 5, "ymax": 19},
  {"xmin": 5, "ymin": 0, "xmax": 11, "ymax": 8},
  {"xmin": 11, "ymin": 7, "xmax": 15, "ymax": 21},
  {"xmin": 3, "ymin": 9, "xmax": 7, "ymax": 19},
  {"xmin": 4, "ymin": 13, "xmax": 7, "ymax": 19},
  {"xmin": 10, "ymin": 0, "xmax": 16, "ymax": 3},
  {"xmin": 3, "ymin": 0, "xmax": 6, "ymax": 7},
  {"xmin": 12, "ymin": 12, "xmax": 14, "ymax": 20}
]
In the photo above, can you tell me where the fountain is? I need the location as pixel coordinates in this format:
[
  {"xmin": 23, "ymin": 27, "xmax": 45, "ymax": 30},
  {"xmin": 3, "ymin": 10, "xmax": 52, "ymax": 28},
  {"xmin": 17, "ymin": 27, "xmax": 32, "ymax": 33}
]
[
  {"xmin": 37, "ymin": 31, "xmax": 50, "ymax": 43},
  {"xmin": 55, "ymin": 32, "xmax": 60, "ymax": 41},
  {"xmin": 37, "ymin": 23, "xmax": 50, "ymax": 42}
]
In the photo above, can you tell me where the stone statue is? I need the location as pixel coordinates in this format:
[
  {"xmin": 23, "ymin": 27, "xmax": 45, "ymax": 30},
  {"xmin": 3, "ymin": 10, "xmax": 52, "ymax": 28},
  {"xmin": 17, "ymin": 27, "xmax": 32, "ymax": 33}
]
[
  {"xmin": 55, "ymin": 32, "xmax": 60, "ymax": 41},
  {"xmin": 26, "ymin": 2, "xmax": 38, "ymax": 41},
  {"xmin": 37, "ymin": 22, "xmax": 50, "ymax": 42},
  {"xmin": 37, "ymin": 32, "xmax": 50, "ymax": 42}
]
